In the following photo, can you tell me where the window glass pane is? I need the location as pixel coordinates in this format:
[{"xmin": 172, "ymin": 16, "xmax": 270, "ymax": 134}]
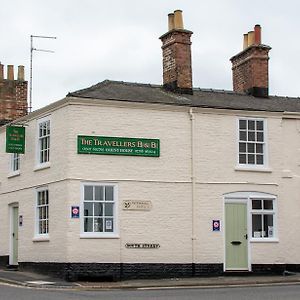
[
  {"xmin": 105, "ymin": 203, "xmax": 114, "ymax": 216},
  {"xmin": 263, "ymin": 215, "xmax": 274, "ymax": 237},
  {"xmin": 252, "ymin": 200, "xmax": 262, "ymax": 209},
  {"xmin": 239, "ymin": 154, "xmax": 246, "ymax": 164},
  {"xmin": 247, "ymin": 143, "xmax": 255, "ymax": 153},
  {"xmin": 94, "ymin": 202, "xmax": 103, "ymax": 216},
  {"xmin": 105, "ymin": 218, "xmax": 114, "ymax": 232},
  {"xmin": 105, "ymin": 186, "xmax": 114, "ymax": 201},
  {"xmin": 94, "ymin": 218, "xmax": 103, "ymax": 232},
  {"xmin": 252, "ymin": 214, "xmax": 262, "ymax": 238},
  {"xmin": 239, "ymin": 143, "xmax": 246, "ymax": 153},
  {"xmin": 248, "ymin": 120, "xmax": 255, "ymax": 130},
  {"xmin": 239, "ymin": 120, "xmax": 247, "ymax": 130},
  {"xmin": 95, "ymin": 186, "xmax": 103, "ymax": 201},
  {"xmin": 248, "ymin": 131, "xmax": 255, "ymax": 141},
  {"xmin": 256, "ymin": 155, "xmax": 264, "ymax": 165},
  {"xmin": 256, "ymin": 121, "xmax": 264, "ymax": 130},
  {"xmin": 248, "ymin": 154, "xmax": 255, "ymax": 164},
  {"xmin": 256, "ymin": 144, "xmax": 263, "ymax": 154},
  {"xmin": 84, "ymin": 202, "xmax": 93, "ymax": 216},
  {"xmin": 257, "ymin": 132, "xmax": 264, "ymax": 142},
  {"xmin": 84, "ymin": 218, "xmax": 93, "ymax": 232},
  {"xmin": 84, "ymin": 186, "xmax": 93, "ymax": 200},
  {"xmin": 239, "ymin": 131, "xmax": 247, "ymax": 141},
  {"xmin": 263, "ymin": 200, "xmax": 273, "ymax": 210}
]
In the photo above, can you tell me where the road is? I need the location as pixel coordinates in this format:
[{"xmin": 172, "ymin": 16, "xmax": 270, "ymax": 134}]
[{"xmin": 0, "ymin": 283, "xmax": 300, "ymax": 299}]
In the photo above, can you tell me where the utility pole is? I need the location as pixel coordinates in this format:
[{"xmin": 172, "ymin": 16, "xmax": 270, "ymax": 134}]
[{"xmin": 29, "ymin": 35, "xmax": 57, "ymax": 113}]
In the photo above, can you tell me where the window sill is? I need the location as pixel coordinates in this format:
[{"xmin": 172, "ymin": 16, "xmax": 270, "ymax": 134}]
[
  {"xmin": 34, "ymin": 162, "xmax": 51, "ymax": 172},
  {"xmin": 32, "ymin": 235, "xmax": 50, "ymax": 242},
  {"xmin": 235, "ymin": 165, "xmax": 272, "ymax": 173},
  {"xmin": 250, "ymin": 238, "xmax": 279, "ymax": 243},
  {"xmin": 80, "ymin": 233, "xmax": 119, "ymax": 239},
  {"xmin": 7, "ymin": 170, "xmax": 20, "ymax": 178}
]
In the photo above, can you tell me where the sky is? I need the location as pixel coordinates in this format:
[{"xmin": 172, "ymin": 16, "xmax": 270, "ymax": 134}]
[{"xmin": 1, "ymin": 1, "xmax": 300, "ymax": 110}]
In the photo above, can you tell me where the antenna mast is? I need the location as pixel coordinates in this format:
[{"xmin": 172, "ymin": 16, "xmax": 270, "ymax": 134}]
[{"xmin": 29, "ymin": 35, "xmax": 57, "ymax": 113}]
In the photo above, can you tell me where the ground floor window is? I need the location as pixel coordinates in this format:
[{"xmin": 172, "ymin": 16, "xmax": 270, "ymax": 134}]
[
  {"xmin": 81, "ymin": 183, "xmax": 117, "ymax": 236},
  {"xmin": 36, "ymin": 188, "xmax": 49, "ymax": 236},
  {"xmin": 251, "ymin": 198, "xmax": 275, "ymax": 239}
]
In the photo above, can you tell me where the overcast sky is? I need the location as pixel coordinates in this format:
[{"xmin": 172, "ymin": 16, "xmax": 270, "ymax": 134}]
[{"xmin": 1, "ymin": 1, "xmax": 300, "ymax": 110}]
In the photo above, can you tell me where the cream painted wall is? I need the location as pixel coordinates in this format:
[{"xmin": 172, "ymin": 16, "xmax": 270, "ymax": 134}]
[{"xmin": 1, "ymin": 99, "xmax": 300, "ymax": 266}]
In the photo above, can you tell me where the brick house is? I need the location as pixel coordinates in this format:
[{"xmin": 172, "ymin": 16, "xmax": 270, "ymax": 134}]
[{"xmin": 0, "ymin": 11, "xmax": 300, "ymax": 280}]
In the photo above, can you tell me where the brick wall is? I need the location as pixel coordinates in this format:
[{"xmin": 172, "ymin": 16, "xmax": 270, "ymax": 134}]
[
  {"xmin": 160, "ymin": 29, "xmax": 193, "ymax": 94},
  {"xmin": 231, "ymin": 45, "xmax": 271, "ymax": 98},
  {"xmin": 0, "ymin": 65, "xmax": 28, "ymax": 124}
]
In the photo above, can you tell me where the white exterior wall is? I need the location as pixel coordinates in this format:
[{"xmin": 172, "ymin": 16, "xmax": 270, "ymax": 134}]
[{"xmin": 1, "ymin": 98, "xmax": 300, "ymax": 267}]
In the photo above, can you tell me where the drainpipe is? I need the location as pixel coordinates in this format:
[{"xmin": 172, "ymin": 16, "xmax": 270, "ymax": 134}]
[{"xmin": 189, "ymin": 107, "xmax": 196, "ymax": 275}]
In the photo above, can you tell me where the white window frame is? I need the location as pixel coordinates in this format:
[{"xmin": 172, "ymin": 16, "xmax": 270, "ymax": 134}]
[
  {"xmin": 8, "ymin": 153, "xmax": 20, "ymax": 177},
  {"xmin": 250, "ymin": 197, "xmax": 277, "ymax": 241},
  {"xmin": 35, "ymin": 116, "xmax": 51, "ymax": 170},
  {"xmin": 35, "ymin": 187, "xmax": 49, "ymax": 239},
  {"xmin": 80, "ymin": 182, "xmax": 118, "ymax": 238},
  {"xmin": 236, "ymin": 117, "xmax": 269, "ymax": 170}
]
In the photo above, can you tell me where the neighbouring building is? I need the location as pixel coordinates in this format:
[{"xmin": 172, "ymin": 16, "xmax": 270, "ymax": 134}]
[{"xmin": 1, "ymin": 11, "xmax": 300, "ymax": 280}]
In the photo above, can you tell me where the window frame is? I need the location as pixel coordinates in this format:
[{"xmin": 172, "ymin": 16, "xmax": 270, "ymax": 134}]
[
  {"xmin": 80, "ymin": 182, "xmax": 118, "ymax": 238},
  {"xmin": 35, "ymin": 187, "xmax": 49, "ymax": 239},
  {"xmin": 35, "ymin": 116, "xmax": 51, "ymax": 169},
  {"xmin": 8, "ymin": 153, "xmax": 20, "ymax": 177},
  {"xmin": 237, "ymin": 117, "xmax": 268, "ymax": 169},
  {"xmin": 250, "ymin": 197, "xmax": 277, "ymax": 241}
]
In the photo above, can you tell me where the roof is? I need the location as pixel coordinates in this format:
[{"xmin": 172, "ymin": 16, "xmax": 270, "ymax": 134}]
[{"xmin": 68, "ymin": 80, "xmax": 300, "ymax": 113}]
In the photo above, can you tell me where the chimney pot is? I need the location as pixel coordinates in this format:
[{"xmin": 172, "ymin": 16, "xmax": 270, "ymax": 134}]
[
  {"xmin": 247, "ymin": 31, "xmax": 255, "ymax": 46},
  {"xmin": 0, "ymin": 64, "xmax": 3, "ymax": 80},
  {"xmin": 7, "ymin": 65, "xmax": 14, "ymax": 80},
  {"xmin": 168, "ymin": 13, "xmax": 175, "ymax": 31},
  {"xmin": 254, "ymin": 24, "xmax": 261, "ymax": 44},
  {"xmin": 18, "ymin": 65, "xmax": 25, "ymax": 81},
  {"xmin": 174, "ymin": 9, "xmax": 184, "ymax": 29},
  {"xmin": 243, "ymin": 34, "xmax": 248, "ymax": 49}
]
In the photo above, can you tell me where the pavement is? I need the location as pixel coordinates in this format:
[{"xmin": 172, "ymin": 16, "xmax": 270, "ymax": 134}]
[{"xmin": 0, "ymin": 268, "xmax": 300, "ymax": 290}]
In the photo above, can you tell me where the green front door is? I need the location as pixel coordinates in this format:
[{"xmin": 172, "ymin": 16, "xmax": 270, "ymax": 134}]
[
  {"xmin": 225, "ymin": 203, "xmax": 248, "ymax": 270},
  {"xmin": 11, "ymin": 207, "xmax": 19, "ymax": 265}
]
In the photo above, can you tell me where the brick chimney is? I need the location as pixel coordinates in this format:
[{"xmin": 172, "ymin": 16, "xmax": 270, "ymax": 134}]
[
  {"xmin": 230, "ymin": 25, "xmax": 271, "ymax": 98},
  {"xmin": 159, "ymin": 10, "xmax": 193, "ymax": 94},
  {"xmin": 0, "ymin": 63, "xmax": 28, "ymax": 125}
]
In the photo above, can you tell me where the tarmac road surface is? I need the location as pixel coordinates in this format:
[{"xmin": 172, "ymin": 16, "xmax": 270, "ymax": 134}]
[{"xmin": 1, "ymin": 283, "xmax": 300, "ymax": 300}]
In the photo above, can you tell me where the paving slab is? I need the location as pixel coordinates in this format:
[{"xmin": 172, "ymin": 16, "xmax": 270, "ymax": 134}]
[{"xmin": 0, "ymin": 268, "xmax": 300, "ymax": 290}]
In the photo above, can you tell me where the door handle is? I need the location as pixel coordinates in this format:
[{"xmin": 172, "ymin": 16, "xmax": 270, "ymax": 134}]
[
  {"xmin": 244, "ymin": 234, "xmax": 248, "ymax": 240},
  {"xmin": 12, "ymin": 233, "xmax": 15, "ymax": 237},
  {"xmin": 231, "ymin": 241, "xmax": 241, "ymax": 245}
]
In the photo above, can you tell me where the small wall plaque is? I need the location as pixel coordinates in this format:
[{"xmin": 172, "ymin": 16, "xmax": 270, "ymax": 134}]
[
  {"xmin": 125, "ymin": 243, "xmax": 160, "ymax": 249},
  {"xmin": 123, "ymin": 200, "xmax": 152, "ymax": 211}
]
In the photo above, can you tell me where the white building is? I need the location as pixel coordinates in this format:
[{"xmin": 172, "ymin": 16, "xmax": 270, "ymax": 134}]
[{"xmin": 0, "ymin": 11, "xmax": 300, "ymax": 280}]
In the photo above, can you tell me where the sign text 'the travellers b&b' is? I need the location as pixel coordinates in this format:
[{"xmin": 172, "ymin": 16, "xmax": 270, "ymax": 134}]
[{"xmin": 77, "ymin": 136, "xmax": 160, "ymax": 157}]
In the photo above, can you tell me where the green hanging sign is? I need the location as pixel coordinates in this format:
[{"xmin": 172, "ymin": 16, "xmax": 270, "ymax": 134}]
[
  {"xmin": 78, "ymin": 135, "xmax": 160, "ymax": 157},
  {"xmin": 6, "ymin": 126, "xmax": 25, "ymax": 154}
]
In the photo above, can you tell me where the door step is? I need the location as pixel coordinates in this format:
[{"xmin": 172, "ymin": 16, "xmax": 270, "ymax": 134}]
[{"xmin": 225, "ymin": 270, "xmax": 252, "ymax": 276}]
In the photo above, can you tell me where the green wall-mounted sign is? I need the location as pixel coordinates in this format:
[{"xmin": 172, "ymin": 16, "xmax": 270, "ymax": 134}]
[
  {"xmin": 78, "ymin": 135, "xmax": 160, "ymax": 157},
  {"xmin": 6, "ymin": 126, "xmax": 25, "ymax": 154}
]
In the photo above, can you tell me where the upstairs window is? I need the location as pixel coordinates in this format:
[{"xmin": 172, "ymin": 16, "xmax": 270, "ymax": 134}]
[
  {"xmin": 37, "ymin": 118, "xmax": 50, "ymax": 164},
  {"xmin": 10, "ymin": 153, "xmax": 20, "ymax": 172},
  {"xmin": 238, "ymin": 118, "xmax": 266, "ymax": 166}
]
